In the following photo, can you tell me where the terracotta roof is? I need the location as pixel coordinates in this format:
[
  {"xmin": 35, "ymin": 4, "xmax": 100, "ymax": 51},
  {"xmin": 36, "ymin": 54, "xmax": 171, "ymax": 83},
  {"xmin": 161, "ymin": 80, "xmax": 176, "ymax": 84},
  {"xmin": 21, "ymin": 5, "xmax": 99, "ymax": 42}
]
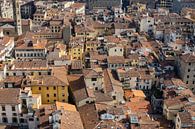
[
  {"xmin": 12, "ymin": 60, "xmax": 48, "ymax": 70},
  {"xmin": 78, "ymin": 104, "xmax": 99, "ymax": 129},
  {"xmin": 83, "ymin": 69, "xmax": 102, "ymax": 78},
  {"xmin": 56, "ymin": 101, "xmax": 77, "ymax": 111},
  {"xmin": 105, "ymin": 36, "xmax": 121, "ymax": 43},
  {"xmin": 114, "ymin": 23, "xmax": 130, "ymax": 29},
  {"xmin": 178, "ymin": 112, "xmax": 193, "ymax": 125},
  {"xmin": 4, "ymin": 76, "xmax": 23, "ymax": 83},
  {"xmin": 0, "ymin": 18, "xmax": 14, "ymax": 23},
  {"xmin": 103, "ymin": 69, "xmax": 113, "ymax": 93},
  {"xmin": 15, "ymin": 39, "xmax": 47, "ymax": 50},
  {"xmin": 89, "ymin": 51, "xmax": 107, "ymax": 61},
  {"xmin": 126, "ymin": 99, "xmax": 151, "ymax": 113},
  {"xmin": 0, "ymin": 88, "xmax": 21, "ymax": 104},
  {"xmin": 0, "ymin": 36, "xmax": 13, "ymax": 46},
  {"xmin": 125, "ymin": 90, "xmax": 146, "ymax": 99},
  {"xmin": 94, "ymin": 120, "xmax": 126, "ymax": 129},
  {"xmin": 71, "ymin": 3, "xmax": 85, "ymax": 9},
  {"xmin": 175, "ymin": 39, "xmax": 185, "ymax": 45},
  {"xmin": 52, "ymin": 67, "xmax": 69, "ymax": 85},
  {"xmin": 180, "ymin": 53, "xmax": 195, "ymax": 63},
  {"xmin": 61, "ymin": 109, "xmax": 84, "ymax": 129},
  {"xmin": 68, "ymin": 74, "xmax": 88, "ymax": 102},
  {"xmin": 94, "ymin": 92, "xmax": 113, "ymax": 102},
  {"xmin": 107, "ymin": 56, "xmax": 125, "ymax": 64},
  {"xmin": 164, "ymin": 96, "xmax": 187, "ymax": 108},
  {"xmin": 25, "ymin": 75, "xmax": 67, "ymax": 86}
]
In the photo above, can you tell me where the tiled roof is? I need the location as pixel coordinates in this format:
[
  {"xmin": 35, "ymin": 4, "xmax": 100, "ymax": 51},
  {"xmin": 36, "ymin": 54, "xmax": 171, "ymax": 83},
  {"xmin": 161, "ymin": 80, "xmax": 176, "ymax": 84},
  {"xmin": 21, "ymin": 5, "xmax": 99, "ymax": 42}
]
[
  {"xmin": 78, "ymin": 104, "xmax": 99, "ymax": 129},
  {"xmin": 0, "ymin": 88, "xmax": 21, "ymax": 104},
  {"xmin": 61, "ymin": 109, "xmax": 84, "ymax": 129},
  {"xmin": 107, "ymin": 56, "xmax": 125, "ymax": 64},
  {"xmin": 180, "ymin": 53, "xmax": 195, "ymax": 63},
  {"xmin": 68, "ymin": 74, "xmax": 88, "ymax": 102},
  {"xmin": 25, "ymin": 75, "xmax": 67, "ymax": 86}
]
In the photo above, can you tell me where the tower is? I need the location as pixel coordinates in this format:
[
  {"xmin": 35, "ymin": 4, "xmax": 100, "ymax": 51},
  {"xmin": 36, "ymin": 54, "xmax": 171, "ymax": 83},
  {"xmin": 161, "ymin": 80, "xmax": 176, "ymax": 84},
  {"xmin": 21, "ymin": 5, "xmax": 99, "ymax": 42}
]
[{"xmin": 12, "ymin": 0, "xmax": 22, "ymax": 35}]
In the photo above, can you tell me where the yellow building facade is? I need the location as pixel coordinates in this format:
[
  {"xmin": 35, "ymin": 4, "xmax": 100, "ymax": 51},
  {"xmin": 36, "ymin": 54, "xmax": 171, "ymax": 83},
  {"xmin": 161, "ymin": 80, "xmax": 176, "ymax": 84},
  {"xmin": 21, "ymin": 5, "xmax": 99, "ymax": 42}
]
[
  {"xmin": 85, "ymin": 41, "xmax": 99, "ymax": 52},
  {"xmin": 25, "ymin": 76, "xmax": 69, "ymax": 104},
  {"xmin": 69, "ymin": 44, "xmax": 84, "ymax": 60}
]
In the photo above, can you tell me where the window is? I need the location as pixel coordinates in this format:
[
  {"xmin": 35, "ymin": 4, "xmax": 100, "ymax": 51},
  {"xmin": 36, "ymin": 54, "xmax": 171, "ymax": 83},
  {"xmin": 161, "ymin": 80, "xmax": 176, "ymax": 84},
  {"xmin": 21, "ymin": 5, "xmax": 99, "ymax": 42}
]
[
  {"xmin": 13, "ymin": 73, "xmax": 16, "ymax": 76},
  {"xmin": 186, "ymin": 81, "xmax": 189, "ymax": 84},
  {"xmin": 2, "ymin": 113, "xmax": 6, "ymax": 116},
  {"xmin": 13, "ymin": 113, "xmax": 17, "ymax": 116},
  {"xmin": 193, "ymin": 81, "xmax": 195, "ymax": 84},
  {"xmin": 12, "ymin": 106, "xmax": 15, "ymax": 111},
  {"xmin": 47, "ymin": 100, "xmax": 50, "ymax": 103},
  {"xmin": 2, "ymin": 106, "xmax": 5, "ymax": 111},
  {"xmin": 112, "ymin": 96, "xmax": 116, "ymax": 100},
  {"xmin": 54, "ymin": 94, "xmax": 56, "ymax": 97},
  {"xmin": 29, "ymin": 118, "xmax": 34, "ymax": 121},
  {"xmin": 48, "ymin": 72, "xmax": 51, "ymax": 75},
  {"xmin": 53, "ymin": 87, "xmax": 56, "ymax": 90},
  {"xmin": 188, "ymin": 69, "xmax": 191, "ymax": 72},
  {"xmin": 62, "ymin": 99, "xmax": 65, "ymax": 102},
  {"xmin": 47, "ymin": 94, "xmax": 49, "ymax": 97},
  {"xmin": 39, "ymin": 87, "xmax": 41, "ymax": 90},
  {"xmin": 12, "ymin": 117, "xmax": 17, "ymax": 123},
  {"xmin": 187, "ymin": 75, "xmax": 189, "ymax": 78},
  {"xmin": 91, "ymin": 78, "xmax": 97, "ymax": 81},
  {"xmin": 62, "ymin": 86, "xmax": 65, "ymax": 90},
  {"xmin": 20, "ymin": 118, "xmax": 24, "ymax": 123},
  {"xmin": 47, "ymin": 87, "xmax": 49, "ymax": 90},
  {"xmin": 2, "ymin": 117, "xmax": 7, "ymax": 123},
  {"xmin": 189, "ymin": 63, "xmax": 191, "ymax": 65},
  {"xmin": 4, "ymin": 83, "xmax": 8, "ymax": 88},
  {"xmin": 54, "ymin": 100, "xmax": 56, "ymax": 102}
]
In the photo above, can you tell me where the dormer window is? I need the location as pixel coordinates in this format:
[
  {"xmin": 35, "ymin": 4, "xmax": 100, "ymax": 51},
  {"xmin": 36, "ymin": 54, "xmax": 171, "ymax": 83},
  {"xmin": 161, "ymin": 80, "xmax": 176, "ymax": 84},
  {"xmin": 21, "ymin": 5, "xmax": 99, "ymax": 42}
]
[
  {"xmin": 91, "ymin": 78, "xmax": 97, "ymax": 81},
  {"xmin": 27, "ymin": 41, "xmax": 33, "ymax": 47}
]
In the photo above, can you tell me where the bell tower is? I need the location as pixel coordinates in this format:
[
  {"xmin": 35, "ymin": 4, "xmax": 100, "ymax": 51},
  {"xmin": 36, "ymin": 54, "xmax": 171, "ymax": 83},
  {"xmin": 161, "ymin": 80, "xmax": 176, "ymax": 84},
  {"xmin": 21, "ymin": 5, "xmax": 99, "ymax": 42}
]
[{"xmin": 12, "ymin": 0, "xmax": 22, "ymax": 35}]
